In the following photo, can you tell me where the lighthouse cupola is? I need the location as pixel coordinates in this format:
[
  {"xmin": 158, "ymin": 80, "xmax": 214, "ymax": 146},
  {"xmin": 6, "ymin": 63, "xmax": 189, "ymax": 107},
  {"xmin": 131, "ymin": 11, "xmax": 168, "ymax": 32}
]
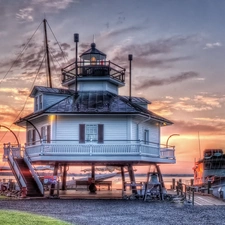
[
  {"xmin": 80, "ymin": 42, "xmax": 106, "ymax": 63},
  {"xmin": 61, "ymin": 40, "xmax": 125, "ymax": 94}
]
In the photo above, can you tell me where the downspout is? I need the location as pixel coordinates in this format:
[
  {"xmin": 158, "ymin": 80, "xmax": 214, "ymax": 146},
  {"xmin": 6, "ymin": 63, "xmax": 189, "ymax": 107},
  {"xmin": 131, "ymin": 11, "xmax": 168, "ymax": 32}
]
[{"xmin": 137, "ymin": 115, "xmax": 151, "ymax": 141}]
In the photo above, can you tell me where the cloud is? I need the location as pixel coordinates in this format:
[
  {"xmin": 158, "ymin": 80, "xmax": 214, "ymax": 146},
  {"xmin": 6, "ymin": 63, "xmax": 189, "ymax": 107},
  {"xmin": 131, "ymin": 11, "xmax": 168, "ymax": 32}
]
[
  {"xmin": 136, "ymin": 71, "xmax": 198, "ymax": 90},
  {"xmin": 106, "ymin": 26, "xmax": 143, "ymax": 38},
  {"xmin": 31, "ymin": 0, "xmax": 75, "ymax": 12},
  {"xmin": 167, "ymin": 120, "xmax": 225, "ymax": 135},
  {"xmin": 116, "ymin": 35, "xmax": 196, "ymax": 57},
  {"xmin": 203, "ymin": 42, "xmax": 222, "ymax": 50},
  {"xmin": 194, "ymin": 117, "xmax": 225, "ymax": 123},
  {"xmin": 148, "ymin": 93, "xmax": 225, "ymax": 118},
  {"xmin": 16, "ymin": 8, "xmax": 33, "ymax": 22}
]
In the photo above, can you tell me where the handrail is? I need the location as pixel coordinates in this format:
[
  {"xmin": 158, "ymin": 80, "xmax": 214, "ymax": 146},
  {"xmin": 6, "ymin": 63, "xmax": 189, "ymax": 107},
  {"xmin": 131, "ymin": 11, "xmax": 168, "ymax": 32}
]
[
  {"xmin": 8, "ymin": 151, "xmax": 26, "ymax": 188},
  {"xmin": 176, "ymin": 181, "xmax": 195, "ymax": 205},
  {"xmin": 24, "ymin": 152, "xmax": 44, "ymax": 195},
  {"xmin": 25, "ymin": 142, "xmax": 175, "ymax": 160}
]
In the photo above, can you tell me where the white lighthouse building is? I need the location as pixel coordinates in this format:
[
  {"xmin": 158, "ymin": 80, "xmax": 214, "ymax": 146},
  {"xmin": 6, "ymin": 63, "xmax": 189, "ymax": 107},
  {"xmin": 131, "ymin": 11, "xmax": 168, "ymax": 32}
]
[{"xmin": 4, "ymin": 36, "xmax": 175, "ymax": 197}]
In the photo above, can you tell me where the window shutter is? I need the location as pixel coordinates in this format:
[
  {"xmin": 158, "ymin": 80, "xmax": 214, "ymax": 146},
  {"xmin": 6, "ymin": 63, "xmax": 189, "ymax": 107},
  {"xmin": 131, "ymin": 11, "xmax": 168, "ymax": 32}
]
[
  {"xmin": 79, "ymin": 124, "xmax": 85, "ymax": 143},
  {"xmin": 47, "ymin": 125, "xmax": 51, "ymax": 143},
  {"xmin": 98, "ymin": 124, "xmax": 104, "ymax": 144},
  {"xmin": 32, "ymin": 129, "xmax": 36, "ymax": 145}
]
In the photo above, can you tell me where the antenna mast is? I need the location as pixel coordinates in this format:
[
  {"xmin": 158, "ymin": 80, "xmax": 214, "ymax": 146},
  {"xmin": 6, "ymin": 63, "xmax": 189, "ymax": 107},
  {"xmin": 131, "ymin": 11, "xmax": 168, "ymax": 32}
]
[
  {"xmin": 74, "ymin": 33, "xmax": 79, "ymax": 95},
  {"xmin": 43, "ymin": 19, "xmax": 52, "ymax": 88},
  {"xmin": 128, "ymin": 54, "xmax": 133, "ymax": 101}
]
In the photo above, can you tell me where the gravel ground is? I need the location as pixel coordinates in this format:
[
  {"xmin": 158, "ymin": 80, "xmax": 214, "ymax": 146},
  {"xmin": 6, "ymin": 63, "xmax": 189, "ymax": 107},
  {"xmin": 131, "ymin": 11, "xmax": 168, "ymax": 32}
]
[{"xmin": 0, "ymin": 199, "xmax": 225, "ymax": 225}]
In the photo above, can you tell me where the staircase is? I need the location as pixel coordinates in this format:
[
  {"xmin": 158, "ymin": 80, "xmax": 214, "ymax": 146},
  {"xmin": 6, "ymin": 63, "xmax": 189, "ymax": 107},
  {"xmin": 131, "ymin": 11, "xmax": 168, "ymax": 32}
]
[{"xmin": 14, "ymin": 158, "xmax": 43, "ymax": 197}]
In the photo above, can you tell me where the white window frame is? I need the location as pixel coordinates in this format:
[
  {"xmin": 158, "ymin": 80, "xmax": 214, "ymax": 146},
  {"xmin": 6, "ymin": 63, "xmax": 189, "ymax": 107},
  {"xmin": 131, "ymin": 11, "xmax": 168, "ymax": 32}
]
[
  {"xmin": 144, "ymin": 129, "xmax": 149, "ymax": 144},
  {"xmin": 27, "ymin": 129, "xmax": 36, "ymax": 146},
  {"xmin": 85, "ymin": 124, "xmax": 98, "ymax": 142},
  {"xmin": 41, "ymin": 125, "xmax": 51, "ymax": 143},
  {"xmin": 34, "ymin": 94, "xmax": 43, "ymax": 111}
]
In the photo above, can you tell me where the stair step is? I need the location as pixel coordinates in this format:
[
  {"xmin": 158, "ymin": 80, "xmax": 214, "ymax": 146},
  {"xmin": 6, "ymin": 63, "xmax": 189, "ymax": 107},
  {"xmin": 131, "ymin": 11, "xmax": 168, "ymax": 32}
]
[{"xmin": 12, "ymin": 158, "xmax": 43, "ymax": 197}]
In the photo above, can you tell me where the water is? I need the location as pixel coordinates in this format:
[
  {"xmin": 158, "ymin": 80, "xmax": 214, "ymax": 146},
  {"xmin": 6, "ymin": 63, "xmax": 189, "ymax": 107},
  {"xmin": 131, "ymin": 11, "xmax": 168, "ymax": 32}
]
[
  {"xmin": 66, "ymin": 174, "xmax": 193, "ymax": 190},
  {"xmin": 0, "ymin": 174, "xmax": 193, "ymax": 190}
]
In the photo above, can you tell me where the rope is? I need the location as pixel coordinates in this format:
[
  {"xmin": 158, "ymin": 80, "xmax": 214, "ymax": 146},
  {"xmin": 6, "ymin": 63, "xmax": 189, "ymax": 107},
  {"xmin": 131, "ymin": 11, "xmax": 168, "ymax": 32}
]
[
  {"xmin": 0, "ymin": 21, "xmax": 43, "ymax": 85},
  {"xmin": 0, "ymin": 53, "xmax": 46, "ymax": 144},
  {"xmin": 46, "ymin": 20, "xmax": 69, "ymax": 64}
]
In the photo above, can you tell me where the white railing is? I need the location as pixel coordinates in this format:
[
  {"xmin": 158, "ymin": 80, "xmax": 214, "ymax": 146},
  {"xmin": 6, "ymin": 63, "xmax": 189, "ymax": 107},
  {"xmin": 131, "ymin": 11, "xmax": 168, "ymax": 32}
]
[
  {"xmin": 160, "ymin": 148, "xmax": 175, "ymax": 159},
  {"xmin": 24, "ymin": 153, "xmax": 44, "ymax": 195},
  {"xmin": 25, "ymin": 143, "xmax": 175, "ymax": 159},
  {"xmin": 8, "ymin": 152, "xmax": 26, "ymax": 188}
]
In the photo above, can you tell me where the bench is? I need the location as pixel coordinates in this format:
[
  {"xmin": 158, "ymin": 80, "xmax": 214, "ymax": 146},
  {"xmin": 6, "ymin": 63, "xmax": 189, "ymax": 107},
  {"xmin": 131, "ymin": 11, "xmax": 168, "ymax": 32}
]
[{"xmin": 75, "ymin": 180, "xmax": 112, "ymax": 191}]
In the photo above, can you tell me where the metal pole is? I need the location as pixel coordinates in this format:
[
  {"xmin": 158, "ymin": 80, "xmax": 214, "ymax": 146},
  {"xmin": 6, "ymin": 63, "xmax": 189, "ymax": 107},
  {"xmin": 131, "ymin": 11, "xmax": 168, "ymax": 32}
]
[
  {"xmin": 43, "ymin": 19, "xmax": 52, "ymax": 88},
  {"xmin": 166, "ymin": 134, "xmax": 180, "ymax": 147},
  {"xmin": 0, "ymin": 125, "xmax": 19, "ymax": 146},
  {"xmin": 128, "ymin": 54, "xmax": 132, "ymax": 101},
  {"xmin": 74, "ymin": 33, "xmax": 79, "ymax": 95}
]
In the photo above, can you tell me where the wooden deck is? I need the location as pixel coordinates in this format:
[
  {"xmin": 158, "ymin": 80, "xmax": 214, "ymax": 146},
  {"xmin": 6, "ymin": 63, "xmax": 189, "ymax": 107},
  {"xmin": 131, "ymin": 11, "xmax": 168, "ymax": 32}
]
[{"xmin": 194, "ymin": 193, "xmax": 225, "ymax": 206}]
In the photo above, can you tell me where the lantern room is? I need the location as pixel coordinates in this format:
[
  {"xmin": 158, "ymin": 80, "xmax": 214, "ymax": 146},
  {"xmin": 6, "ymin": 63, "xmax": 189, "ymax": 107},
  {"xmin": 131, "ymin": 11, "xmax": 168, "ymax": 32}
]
[
  {"xmin": 80, "ymin": 43, "xmax": 106, "ymax": 64},
  {"xmin": 61, "ymin": 42, "xmax": 126, "ymax": 94}
]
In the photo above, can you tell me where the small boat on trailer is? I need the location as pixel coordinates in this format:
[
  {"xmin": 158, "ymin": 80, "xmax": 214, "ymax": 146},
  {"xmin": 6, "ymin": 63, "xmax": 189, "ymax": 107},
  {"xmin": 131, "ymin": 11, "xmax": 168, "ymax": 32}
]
[{"xmin": 193, "ymin": 149, "xmax": 225, "ymax": 199}]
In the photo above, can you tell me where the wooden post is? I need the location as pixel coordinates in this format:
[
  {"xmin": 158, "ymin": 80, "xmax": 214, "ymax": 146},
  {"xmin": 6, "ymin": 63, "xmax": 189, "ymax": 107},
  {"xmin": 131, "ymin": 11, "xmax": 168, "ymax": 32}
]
[
  {"xmin": 172, "ymin": 178, "xmax": 176, "ymax": 190},
  {"xmin": 155, "ymin": 164, "xmax": 165, "ymax": 188},
  {"xmin": 128, "ymin": 164, "xmax": 137, "ymax": 194},
  {"xmin": 192, "ymin": 188, "xmax": 194, "ymax": 205},
  {"xmin": 57, "ymin": 177, "xmax": 59, "ymax": 197},
  {"xmin": 61, "ymin": 164, "xmax": 67, "ymax": 191},
  {"xmin": 121, "ymin": 166, "xmax": 125, "ymax": 191},
  {"xmin": 207, "ymin": 180, "xmax": 211, "ymax": 194},
  {"xmin": 50, "ymin": 162, "xmax": 58, "ymax": 196},
  {"xmin": 91, "ymin": 163, "xmax": 95, "ymax": 180}
]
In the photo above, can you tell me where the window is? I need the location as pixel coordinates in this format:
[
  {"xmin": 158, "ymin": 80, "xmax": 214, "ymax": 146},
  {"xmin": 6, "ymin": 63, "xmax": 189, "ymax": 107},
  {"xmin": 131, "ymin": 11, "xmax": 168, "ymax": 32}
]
[
  {"xmin": 39, "ymin": 95, "xmax": 43, "ymax": 110},
  {"xmin": 144, "ymin": 129, "xmax": 149, "ymax": 144},
  {"xmin": 34, "ymin": 94, "xmax": 43, "ymax": 111},
  {"xmin": 91, "ymin": 56, "xmax": 96, "ymax": 65},
  {"xmin": 41, "ymin": 125, "xmax": 51, "ymax": 143},
  {"xmin": 27, "ymin": 129, "xmax": 36, "ymax": 146},
  {"xmin": 79, "ymin": 124, "xmax": 104, "ymax": 143},
  {"xmin": 86, "ymin": 124, "xmax": 98, "ymax": 142},
  {"xmin": 35, "ymin": 96, "xmax": 38, "ymax": 111}
]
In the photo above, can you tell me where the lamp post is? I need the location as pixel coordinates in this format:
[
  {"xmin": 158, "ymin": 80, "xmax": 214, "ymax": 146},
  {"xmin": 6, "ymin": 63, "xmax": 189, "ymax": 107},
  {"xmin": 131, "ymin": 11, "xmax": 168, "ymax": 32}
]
[
  {"xmin": 166, "ymin": 134, "xmax": 180, "ymax": 148},
  {"xmin": 0, "ymin": 125, "xmax": 20, "ymax": 146}
]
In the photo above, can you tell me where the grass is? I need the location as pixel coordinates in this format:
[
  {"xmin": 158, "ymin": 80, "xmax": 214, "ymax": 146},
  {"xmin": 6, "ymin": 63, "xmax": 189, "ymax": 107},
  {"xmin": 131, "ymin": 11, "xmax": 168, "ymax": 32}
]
[
  {"xmin": 0, "ymin": 210, "xmax": 72, "ymax": 225},
  {"xmin": 0, "ymin": 196, "xmax": 8, "ymax": 199}
]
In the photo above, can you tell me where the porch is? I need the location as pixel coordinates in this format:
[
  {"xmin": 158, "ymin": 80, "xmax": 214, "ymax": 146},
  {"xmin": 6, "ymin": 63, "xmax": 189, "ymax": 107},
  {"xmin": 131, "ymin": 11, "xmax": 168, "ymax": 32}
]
[{"xmin": 22, "ymin": 140, "xmax": 175, "ymax": 164}]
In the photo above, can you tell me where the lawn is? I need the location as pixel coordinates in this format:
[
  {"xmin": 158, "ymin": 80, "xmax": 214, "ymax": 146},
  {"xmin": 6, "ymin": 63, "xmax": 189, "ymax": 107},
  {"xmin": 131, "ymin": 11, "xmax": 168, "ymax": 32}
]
[{"xmin": 0, "ymin": 210, "xmax": 72, "ymax": 225}]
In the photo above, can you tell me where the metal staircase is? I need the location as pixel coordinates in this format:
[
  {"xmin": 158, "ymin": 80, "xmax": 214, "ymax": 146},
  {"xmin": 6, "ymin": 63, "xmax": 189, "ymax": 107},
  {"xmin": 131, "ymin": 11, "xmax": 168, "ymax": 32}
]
[
  {"xmin": 13, "ymin": 158, "xmax": 43, "ymax": 197},
  {"xmin": 4, "ymin": 143, "xmax": 44, "ymax": 197}
]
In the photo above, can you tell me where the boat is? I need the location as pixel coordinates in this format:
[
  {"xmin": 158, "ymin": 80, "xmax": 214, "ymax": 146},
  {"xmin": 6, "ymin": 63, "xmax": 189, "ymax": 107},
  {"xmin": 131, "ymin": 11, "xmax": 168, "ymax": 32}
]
[{"xmin": 193, "ymin": 149, "xmax": 225, "ymax": 199}]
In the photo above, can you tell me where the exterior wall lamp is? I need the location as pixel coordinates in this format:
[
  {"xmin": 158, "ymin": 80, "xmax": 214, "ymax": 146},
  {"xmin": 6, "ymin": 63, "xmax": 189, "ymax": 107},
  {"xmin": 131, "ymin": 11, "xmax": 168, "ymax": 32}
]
[{"xmin": 166, "ymin": 134, "xmax": 180, "ymax": 148}]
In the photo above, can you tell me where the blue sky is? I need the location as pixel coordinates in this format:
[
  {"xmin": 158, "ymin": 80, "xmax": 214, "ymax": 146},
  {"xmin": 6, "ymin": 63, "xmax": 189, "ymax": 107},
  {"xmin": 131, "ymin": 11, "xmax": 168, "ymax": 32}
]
[{"xmin": 0, "ymin": 0, "xmax": 225, "ymax": 172}]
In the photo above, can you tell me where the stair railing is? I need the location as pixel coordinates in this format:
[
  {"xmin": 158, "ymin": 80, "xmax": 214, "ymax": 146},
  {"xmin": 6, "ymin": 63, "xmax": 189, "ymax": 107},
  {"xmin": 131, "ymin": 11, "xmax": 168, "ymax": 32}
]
[
  {"xmin": 24, "ymin": 151, "xmax": 44, "ymax": 195},
  {"xmin": 8, "ymin": 149, "xmax": 26, "ymax": 189}
]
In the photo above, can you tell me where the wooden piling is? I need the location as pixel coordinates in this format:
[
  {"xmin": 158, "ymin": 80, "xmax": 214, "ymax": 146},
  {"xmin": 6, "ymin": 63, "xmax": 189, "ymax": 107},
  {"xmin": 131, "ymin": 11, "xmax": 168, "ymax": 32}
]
[
  {"xmin": 172, "ymin": 178, "xmax": 176, "ymax": 189},
  {"xmin": 50, "ymin": 162, "xmax": 58, "ymax": 196}
]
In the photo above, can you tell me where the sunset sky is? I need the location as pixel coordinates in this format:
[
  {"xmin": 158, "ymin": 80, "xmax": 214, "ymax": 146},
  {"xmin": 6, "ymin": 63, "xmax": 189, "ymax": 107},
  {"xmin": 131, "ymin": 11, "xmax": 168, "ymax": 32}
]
[{"xmin": 0, "ymin": 0, "xmax": 225, "ymax": 174}]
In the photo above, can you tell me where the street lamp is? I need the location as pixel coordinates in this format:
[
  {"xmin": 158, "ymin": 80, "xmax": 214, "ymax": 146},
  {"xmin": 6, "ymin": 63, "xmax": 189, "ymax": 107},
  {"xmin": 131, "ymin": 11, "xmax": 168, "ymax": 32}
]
[
  {"xmin": 0, "ymin": 125, "xmax": 20, "ymax": 146},
  {"xmin": 166, "ymin": 134, "xmax": 180, "ymax": 148}
]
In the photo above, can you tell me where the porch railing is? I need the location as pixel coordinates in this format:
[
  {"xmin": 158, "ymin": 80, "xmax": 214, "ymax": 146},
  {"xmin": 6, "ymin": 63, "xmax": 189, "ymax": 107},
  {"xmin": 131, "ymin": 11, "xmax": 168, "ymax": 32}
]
[{"xmin": 25, "ymin": 140, "xmax": 175, "ymax": 160}]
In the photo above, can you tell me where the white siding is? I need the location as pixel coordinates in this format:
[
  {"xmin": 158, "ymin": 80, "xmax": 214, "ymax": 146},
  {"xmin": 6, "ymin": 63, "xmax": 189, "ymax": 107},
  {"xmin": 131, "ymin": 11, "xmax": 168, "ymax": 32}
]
[
  {"xmin": 43, "ymin": 94, "xmax": 68, "ymax": 109},
  {"xmin": 77, "ymin": 81, "xmax": 118, "ymax": 94},
  {"xmin": 132, "ymin": 118, "xmax": 160, "ymax": 144},
  {"xmin": 54, "ymin": 115, "xmax": 129, "ymax": 143}
]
